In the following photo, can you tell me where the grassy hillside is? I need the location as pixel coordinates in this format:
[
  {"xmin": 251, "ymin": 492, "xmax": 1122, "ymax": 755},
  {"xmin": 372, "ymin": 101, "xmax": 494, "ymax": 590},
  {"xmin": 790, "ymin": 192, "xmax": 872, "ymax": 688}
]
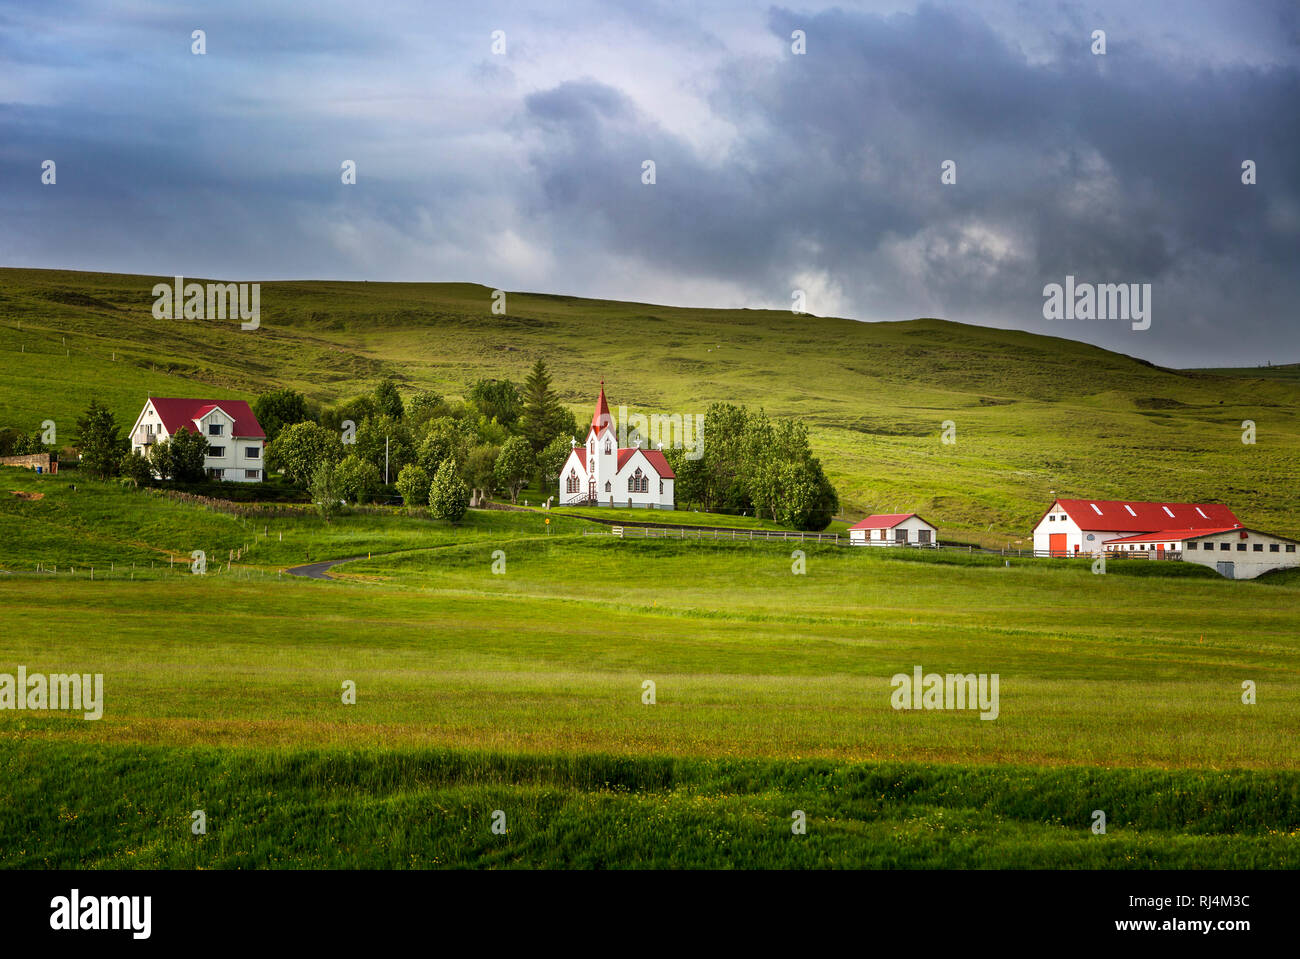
[{"xmin": 1, "ymin": 268, "xmax": 1297, "ymax": 542}]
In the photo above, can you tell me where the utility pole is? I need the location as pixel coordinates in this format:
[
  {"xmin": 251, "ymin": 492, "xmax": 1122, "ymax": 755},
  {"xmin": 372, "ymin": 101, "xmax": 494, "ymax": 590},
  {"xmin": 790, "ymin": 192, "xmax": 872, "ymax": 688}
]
[{"xmin": 385, "ymin": 436, "xmax": 390, "ymax": 485}]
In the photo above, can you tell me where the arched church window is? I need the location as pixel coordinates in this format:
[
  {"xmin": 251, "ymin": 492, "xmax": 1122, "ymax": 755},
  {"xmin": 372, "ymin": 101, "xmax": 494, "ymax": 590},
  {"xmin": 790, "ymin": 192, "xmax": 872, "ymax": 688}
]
[{"xmin": 604, "ymin": 439, "xmax": 611, "ymax": 455}]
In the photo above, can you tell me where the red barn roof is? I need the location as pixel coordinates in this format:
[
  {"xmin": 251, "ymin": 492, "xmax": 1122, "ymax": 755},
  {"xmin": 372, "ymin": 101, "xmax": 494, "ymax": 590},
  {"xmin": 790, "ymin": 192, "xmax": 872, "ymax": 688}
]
[
  {"xmin": 1051, "ymin": 499, "xmax": 1239, "ymax": 532},
  {"xmin": 1106, "ymin": 527, "xmax": 1240, "ymax": 544},
  {"xmin": 148, "ymin": 397, "xmax": 265, "ymax": 439},
  {"xmin": 849, "ymin": 512, "xmax": 932, "ymax": 531}
]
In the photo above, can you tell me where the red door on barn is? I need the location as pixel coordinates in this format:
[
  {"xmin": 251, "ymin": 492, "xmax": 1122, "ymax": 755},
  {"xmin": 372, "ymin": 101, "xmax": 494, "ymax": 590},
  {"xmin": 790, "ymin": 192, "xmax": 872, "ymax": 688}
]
[{"xmin": 1049, "ymin": 533, "xmax": 1067, "ymax": 557}]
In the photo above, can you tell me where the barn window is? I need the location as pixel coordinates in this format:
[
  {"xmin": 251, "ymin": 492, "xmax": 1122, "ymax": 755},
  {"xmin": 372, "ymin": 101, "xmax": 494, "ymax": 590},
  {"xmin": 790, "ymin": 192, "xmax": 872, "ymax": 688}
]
[
  {"xmin": 1236, "ymin": 543, "xmax": 1246, "ymax": 551},
  {"xmin": 1270, "ymin": 544, "xmax": 1280, "ymax": 552},
  {"xmin": 1187, "ymin": 542, "xmax": 1196, "ymax": 550},
  {"xmin": 1253, "ymin": 544, "xmax": 1263, "ymax": 552},
  {"xmin": 1220, "ymin": 543, "xmax": 1231, "ymax": 551},
  {"xmin": 1287, "ymin": 545, "xmax": 1296, "ymax": 552}
]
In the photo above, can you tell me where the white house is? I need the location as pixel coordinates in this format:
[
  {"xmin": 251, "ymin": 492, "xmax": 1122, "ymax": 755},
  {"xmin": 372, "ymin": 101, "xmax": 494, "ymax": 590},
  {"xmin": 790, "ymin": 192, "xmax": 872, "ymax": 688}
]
[
  {"xmin": 1032, "ymin": 498, "xmax": 1239, "ymax": 557},
  {"xmin": 1105, "ymin": 526, "xmax": 1299, "ymax": 579},
  {"xmin": 848, "ymin": 513, "xmax": 938, "ymax": 546},
  {"xmin": 559, "ymin": 381, "xmax": 675, "ymax": 509},
  {"xmin": 130, "ymin": 397, "xmax": 266, "ymax": 482}
]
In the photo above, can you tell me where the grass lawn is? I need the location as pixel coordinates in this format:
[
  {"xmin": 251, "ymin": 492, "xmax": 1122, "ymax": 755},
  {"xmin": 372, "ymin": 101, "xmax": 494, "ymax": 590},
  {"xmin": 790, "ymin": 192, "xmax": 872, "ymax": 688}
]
[{"xmin": 1, "ymin": 477, "xmax": 1297, "ymax": 867}]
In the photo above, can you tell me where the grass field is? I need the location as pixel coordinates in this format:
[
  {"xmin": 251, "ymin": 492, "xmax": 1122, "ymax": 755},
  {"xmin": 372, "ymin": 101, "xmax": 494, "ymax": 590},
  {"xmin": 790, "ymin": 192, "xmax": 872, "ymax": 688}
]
[
  {"xmin": 2, "ymin": 268, "xmax": 1299, "ymax": 543},
  {"xmin": 1, "ymin": 469, "xmax": 1298, "ymax": 868},
  {"xmin": 2, "ymin": 268, "xmax": 1298, "ymax": 869}
]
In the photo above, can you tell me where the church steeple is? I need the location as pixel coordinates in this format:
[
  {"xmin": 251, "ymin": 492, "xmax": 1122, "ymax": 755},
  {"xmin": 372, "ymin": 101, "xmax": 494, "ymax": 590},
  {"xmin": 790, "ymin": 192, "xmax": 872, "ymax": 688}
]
[{"xmin": 591, "ymin": 378, "xmax": 612, "ymax": 434}]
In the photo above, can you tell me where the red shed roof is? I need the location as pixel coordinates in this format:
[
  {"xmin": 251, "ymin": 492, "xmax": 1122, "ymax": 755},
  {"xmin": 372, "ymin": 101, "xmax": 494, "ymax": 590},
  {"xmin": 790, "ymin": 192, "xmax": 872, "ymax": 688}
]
[
  {"xmin": 1052, "ymin": 499, "xmax": 1239, "ymax": 532},
  {"xmin": 849, "ymin": 512, "xmax": 931, "ymax": 531},
  {"xmin": 148, "ymin": 397, "xmax": 265, "ymax": 439}
]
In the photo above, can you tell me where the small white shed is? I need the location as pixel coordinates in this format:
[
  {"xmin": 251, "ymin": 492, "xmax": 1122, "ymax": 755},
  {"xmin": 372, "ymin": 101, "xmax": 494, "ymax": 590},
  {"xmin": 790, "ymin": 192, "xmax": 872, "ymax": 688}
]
[{"xmin": 848, "ymin": 513, "xmax": 938, "ymax": 547}]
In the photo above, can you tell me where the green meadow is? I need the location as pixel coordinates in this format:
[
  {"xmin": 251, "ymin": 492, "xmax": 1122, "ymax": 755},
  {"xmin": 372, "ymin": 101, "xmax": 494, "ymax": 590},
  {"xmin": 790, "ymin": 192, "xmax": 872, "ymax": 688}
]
[
  {"xmin": 2, "ymin": 469, "xmax": 1299, "ymax": 867},
  {"xmin": 1, "ymin": 268, "xmax": 1298, "ymax": 869}
]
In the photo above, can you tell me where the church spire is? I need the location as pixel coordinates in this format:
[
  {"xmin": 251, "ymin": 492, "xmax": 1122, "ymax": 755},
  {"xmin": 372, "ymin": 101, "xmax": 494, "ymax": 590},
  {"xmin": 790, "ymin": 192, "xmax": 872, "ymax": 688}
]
[{"xmin": 591, "ymin": 378, "xmax": 612, "ymax": 434}]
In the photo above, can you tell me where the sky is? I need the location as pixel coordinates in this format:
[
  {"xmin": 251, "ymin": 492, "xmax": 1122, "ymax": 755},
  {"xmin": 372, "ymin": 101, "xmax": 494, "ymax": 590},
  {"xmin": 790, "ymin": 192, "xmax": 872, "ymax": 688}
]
[{"xmin": 1, "ymin": 0, "xmax": 1297, "ymax": 367}]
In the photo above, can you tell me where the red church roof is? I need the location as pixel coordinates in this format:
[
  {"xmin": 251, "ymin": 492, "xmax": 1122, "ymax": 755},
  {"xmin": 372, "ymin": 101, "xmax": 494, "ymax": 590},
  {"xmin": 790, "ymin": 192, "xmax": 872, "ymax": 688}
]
[
  {"xmin": 1051, "ymin": 499, "xmax": 1239, "ymax": 532},
  {"xmin": 148, "ymin": 397, "xmax": 265, "ymax": 439},
  {"xmin": 591, "ymin": 380, "xmax": 612, "ymax": 435}
]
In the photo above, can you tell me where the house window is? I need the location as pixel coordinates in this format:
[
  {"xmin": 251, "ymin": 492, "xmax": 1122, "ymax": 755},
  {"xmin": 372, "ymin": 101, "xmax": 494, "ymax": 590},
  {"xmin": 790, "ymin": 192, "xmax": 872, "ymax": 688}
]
[
  {"xmin": 1269, "ymin": 544, "xmax": 1280, "ymax": 552},
  {"xmin": 245, "ymin": 469, "xmax": 260, "ymax": 479},
  {"xmin": 894, "ymin": 528, "xmax": 908, "ymax": 543},
  {"xmin": 208, "ymin": 424, "xmax": 223, "ymax": 436},
  {"xmin": 917, "ymin": 529, "xmax": 931, "ymax": 545},
  {"xmin": 1253, "ymin": 544, "xmax": 1263, "ymax": 552},
  {"xmin": 1187, "ymin": 542, "xmax": 1196, "ymax": 550},
  {"xmin": 1048, "ymin": 515, "xmax": 1055, "ymax": 521},
  {"xmin": 1220, "ymin": 543, "xmax": 1231, "ymax": 551},
  {"xmin": 1287, "ymin": 545, "xmax": 1296, "ymax": 553},
  {"xmin": 245, "ymin": 446, "xmax": 260, "ymax": 458},
  {"xmin": 208, "ymin": 446, "xmax": 226, "ymax": 458},
  {"xmin": 1236, "ymin": 543, "xmax": 1246, "ymax": 551},
  {"xmin": 208, "ymin": 468, "xmax": 224, "ymax": 480}
]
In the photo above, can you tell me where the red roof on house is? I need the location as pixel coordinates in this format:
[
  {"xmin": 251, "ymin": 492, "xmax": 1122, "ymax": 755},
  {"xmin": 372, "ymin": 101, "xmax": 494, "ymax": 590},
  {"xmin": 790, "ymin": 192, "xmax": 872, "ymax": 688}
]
[
  {"xmin": 148, "ymin": 397, "xmax": 265, "ymax": 439},
  {"xmin": 1052, "ymin": 499, "xmax": 1239, "ymax": 532},
  {"xmin": 1106, "ymin": 527, "xmax": 1240, "ymax": 544},
  {"xmin": 849, "ymin": 513, "xmax": 930, "ymax": 531}
]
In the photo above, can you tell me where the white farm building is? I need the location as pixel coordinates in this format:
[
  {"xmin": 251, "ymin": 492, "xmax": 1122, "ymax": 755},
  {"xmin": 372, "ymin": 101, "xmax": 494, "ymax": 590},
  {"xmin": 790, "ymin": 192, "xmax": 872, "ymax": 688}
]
[
  {"xmin": 848, "ymin": 513, "xmax": 938, "ymax": 546},
  {"xmin": 1032, "ymin": 497, "xmax": 1298, "ymax": 579},
  {"xmin": 1032, "ymin": 499, "xmax": 1239, "ymax": 558},
  {"xmin": 1105, "ymin": 527, "xmax": 1299, "ymax": 580}
]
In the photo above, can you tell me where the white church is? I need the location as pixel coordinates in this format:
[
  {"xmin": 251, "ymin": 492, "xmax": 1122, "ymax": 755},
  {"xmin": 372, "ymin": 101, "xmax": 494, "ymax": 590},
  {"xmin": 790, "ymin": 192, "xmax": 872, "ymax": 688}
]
[{"xmin": 560, "ymin": 382, "xmax": 676, "ymax": 509}]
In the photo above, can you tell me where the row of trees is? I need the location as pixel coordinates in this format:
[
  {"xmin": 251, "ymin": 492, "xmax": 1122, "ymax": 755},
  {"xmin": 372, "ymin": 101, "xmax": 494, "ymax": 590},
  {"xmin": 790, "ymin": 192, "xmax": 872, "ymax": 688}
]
[
  {"xmin": 258, "ymin": 360, "xmax": 582, "ymax": 517},
  {"xmin": 663, "ymin": 403, "xmax": 839, "ymax": 530}
]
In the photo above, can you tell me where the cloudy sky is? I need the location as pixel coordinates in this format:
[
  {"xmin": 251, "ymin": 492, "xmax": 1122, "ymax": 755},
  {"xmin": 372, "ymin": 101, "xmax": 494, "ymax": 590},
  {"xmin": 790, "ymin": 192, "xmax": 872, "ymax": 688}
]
[{"xmin": 2, "ymin": 0, "xmax": 1297, "ymax": 367}]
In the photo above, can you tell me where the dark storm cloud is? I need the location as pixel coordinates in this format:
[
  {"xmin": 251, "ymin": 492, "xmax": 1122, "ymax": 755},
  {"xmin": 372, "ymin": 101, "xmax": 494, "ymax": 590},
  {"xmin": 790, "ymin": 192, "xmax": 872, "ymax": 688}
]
[
  {"xmin": 518, "ymin": 4, "xmax": 1300, "ymax": 364},
  {"xmin": 0, "ymin": 0, "xmax": 1296, "ymax": 365}
]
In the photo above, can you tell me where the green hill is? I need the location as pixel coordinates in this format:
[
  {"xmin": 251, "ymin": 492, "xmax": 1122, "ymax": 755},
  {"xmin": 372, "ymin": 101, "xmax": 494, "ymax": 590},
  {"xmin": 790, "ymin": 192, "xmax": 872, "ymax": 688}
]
[{"xmin": 2, "ymin": 267, "xmax": 1297, "ymax": 542}]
